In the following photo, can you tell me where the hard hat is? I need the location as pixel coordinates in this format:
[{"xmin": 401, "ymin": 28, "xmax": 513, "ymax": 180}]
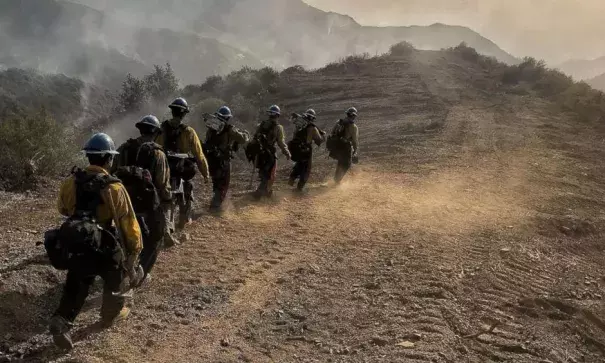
[{"xmin": 82, "ymin": 133, "xmax": 119, "ymax": 155}]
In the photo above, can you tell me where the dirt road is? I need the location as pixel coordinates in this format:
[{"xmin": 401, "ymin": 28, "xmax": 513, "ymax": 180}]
[{"xmin": 2, "ymin": 52, "xmax": 605, "ymax": 362}]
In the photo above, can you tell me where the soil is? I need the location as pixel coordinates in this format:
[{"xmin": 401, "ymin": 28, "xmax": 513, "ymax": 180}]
[{"xmin": 2, "ymin": 50, "xmax": 605, "ymax": 363}]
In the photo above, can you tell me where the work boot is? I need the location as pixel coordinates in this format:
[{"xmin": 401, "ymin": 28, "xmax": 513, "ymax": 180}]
[
  {"xmin": 49, "ymin": 316, "xmax": 74, "ymax": 350},
  {"xmin": 137, "ymin": 273, "xmax": 151, "ymax": 288},
  {"xmin": 176, "ymin": 217, "xmax": 193, "ymax": 231},
  {"xmin": 102, "ymin": 306, "xmax": 130, "ymax": 328},
  {"xmin": 164, "ymin": 232, "xmax": 180, "ymax": 248}
]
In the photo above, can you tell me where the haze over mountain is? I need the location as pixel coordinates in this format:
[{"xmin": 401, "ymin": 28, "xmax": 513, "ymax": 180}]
[
  {"xmin": 588, "ymin": 73, "xmax": 605, "ymax": 92},
  {"xmin": 76, "ymin": 0, "xmax": 516, "ymax": 67},
  {"xmin": 0, "ymin": 0, "xmax": 516, "ymax": 91},
  {"xmin": 556, "ymin": 56, "xmax": 605, "ymax": 82},
  {"xmin": 0, "ymin": 0, "xmax": 263, "ymax": 88},
  {"xmin": 306, "ymin": 0, "xmax": 605, "ymax": 65}
]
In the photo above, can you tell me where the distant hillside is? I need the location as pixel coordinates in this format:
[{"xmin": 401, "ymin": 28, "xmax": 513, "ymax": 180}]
[
  {"xmin": 557, "ymin": 56, "xmax": 605, "ymax": 80},
  {"xmin": 588, "ymin": 73, "xmax": 605, "ymax": 91},
  {"xmin": 0, "ymin": 68, "xmax": 112, "ymax": 124},
  {"xmin": 71, "ymin": 0, "xmax": 517, "ymax": 70},
  {"xmin": 0, "ymin": 0, "xmax": 263, "ymax": 88}
]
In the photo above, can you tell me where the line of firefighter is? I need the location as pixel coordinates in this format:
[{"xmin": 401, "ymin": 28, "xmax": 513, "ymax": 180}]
[{"xmin": 45, "ymin": 97, "xmax": 359, "ymax": 350}]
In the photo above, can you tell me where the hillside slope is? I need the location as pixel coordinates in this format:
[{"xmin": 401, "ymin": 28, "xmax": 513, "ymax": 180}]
[
  {"xmin": 1, "ymin": 49, "xmax": 605, "ymax": 362},
  {"xmin": 0, "ymin": 0, "xmax": 263, "ymax": 87}
]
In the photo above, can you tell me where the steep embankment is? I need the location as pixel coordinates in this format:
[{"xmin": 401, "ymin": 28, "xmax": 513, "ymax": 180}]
[{"xmin": 2, "ymin": 48, "xmax": 605, "ymax": 362}]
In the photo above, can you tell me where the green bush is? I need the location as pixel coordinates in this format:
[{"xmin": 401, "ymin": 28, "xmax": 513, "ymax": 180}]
[{"xmin": 0, "ymin": 110, "xmax": 80, "ymax": 190}]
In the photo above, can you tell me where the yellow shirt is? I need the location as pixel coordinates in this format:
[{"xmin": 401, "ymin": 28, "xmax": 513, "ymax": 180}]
[
  {"xmin": 306, "ymin": 126, "xmax": 325, "ymax": 146},
  {"xmin": 155, "ymin": 123, "xmax": 210, "ymax": 178},
  {"xmin": 57, "ymin": 165, "xmax": 143, "ymax": 256}
]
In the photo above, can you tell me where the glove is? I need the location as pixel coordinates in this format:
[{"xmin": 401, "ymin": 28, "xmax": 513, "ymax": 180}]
[
  {"xmin": 130, "ymin": 265, "xmax": 145, "ymax": 288},
  {"xmin": 320, "ymin": 130, "xmax": 327, "ymax": 136},
  {"xmin": 125, "ymin": 255, "xmax": 144, "ymax": 287}
]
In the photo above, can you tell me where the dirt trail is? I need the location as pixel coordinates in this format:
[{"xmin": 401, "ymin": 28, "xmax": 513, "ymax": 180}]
[{"xmin": 3, "ymin": 58, "xmax": 605, "ymax": 362}]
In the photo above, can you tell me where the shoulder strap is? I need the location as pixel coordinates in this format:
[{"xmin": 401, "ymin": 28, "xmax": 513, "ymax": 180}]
[{"xmin": 73, "ymin": 170, "xmax": 120, "ymax": 218}]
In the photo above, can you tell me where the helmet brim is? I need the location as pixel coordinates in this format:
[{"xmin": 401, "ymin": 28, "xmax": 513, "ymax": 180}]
[
  {"xmin": 82, "ymin": 150, "xmax": 119, "ymax": 155},
  {"xmin": 136, "ymin": 122, "xmax": 160, "ymax": 129},
  {"xmin": 169, "ymin": 105, "xmax": 189, "ymax": 112}
]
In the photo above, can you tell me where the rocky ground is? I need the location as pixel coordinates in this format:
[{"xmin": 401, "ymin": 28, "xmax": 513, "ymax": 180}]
[{"xmin": 2, "ymin": 50, "xmax": 605, "ymax": 362}]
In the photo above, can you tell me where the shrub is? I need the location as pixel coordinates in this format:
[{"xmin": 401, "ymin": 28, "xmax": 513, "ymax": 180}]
[
  {"xmin": 449, "ymin": 44, "xmax": 605, "ymax": 122},
  {"xmin": 450, "ymin": 42, "xmax": 481, "ymax": 63},
  {"xmin": 389, "ymin": 41, "xmax": 415, "ymax": 57},
  {"xmin": 118, "ymin": 73, "xmax": 148, "ymax": 113},
  {"xmin": 144, "ymin": 63, "xmax": 179, "ymax": 103},
  {"xmin": 0, "ymin": 110, "xmax": 80, "ymax": 190}
]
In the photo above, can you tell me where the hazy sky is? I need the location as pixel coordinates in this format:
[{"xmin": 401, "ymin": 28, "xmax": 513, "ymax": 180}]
[{"xmin": 304, "ymin": 0, "xmax": 605, "ymax": 64}]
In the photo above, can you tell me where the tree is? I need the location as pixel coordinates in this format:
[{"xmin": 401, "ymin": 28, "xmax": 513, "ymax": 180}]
[
  {"xmin": 119, "ymin": 73, "xmax": 148, "ymax": 113},
  {"xmin": 144, "ymin": 63, "xmax": 179, "ymax": 103}
]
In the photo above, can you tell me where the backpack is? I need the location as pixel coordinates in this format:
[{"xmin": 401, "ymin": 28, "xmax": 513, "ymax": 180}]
[
  {"xmin": 246, "ymin": 121, "xmax": 278, "ymax": 163},
  {"xmin": 121, "ymin": 139, "xmax": 142, "ymax": 167},
  {"xmin": 114, "ymin": 166, "xmax": 160, "ymax": 214},
  {"xmin": 113, "ymin": 141, "xmax": 162, "ymax": 214},
  {"xmin": 326, "ymin": 120, "xmax": 352, "ymax": 159},
  {"xmin": 288, "ymin": 124, "xmax": 314, "ymax": 162},
  {"xmin": 203, "ymin": 124, "xmax": 239, "ymax": 161},
  {"xmin": 162, "ymin": 121, "xmax": 197, "ymax": 180},
  {"xmin": 45, "ymin": 169, "xmax": 123, "ymax": 270}
]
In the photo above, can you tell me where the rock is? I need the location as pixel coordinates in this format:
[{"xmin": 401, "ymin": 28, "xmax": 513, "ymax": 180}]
[
  {"xmin": 175, "ymin": 311, "xmax": 186, "ymax": 318},
  {"xmin": 220, "ymin": 338, "xmax": 230, "ymax": 347},
  {"xmin": 364, "ymin": 282, "xmax": 380, "ymax": 290},
  {"xmin": 500, "ymin": 248, "xmax": 511, "ymax": 253},
  {"xmin": 395, "ymin": 341, "xmax": 415, "ymax": 348},
  {"xmin": 371, "ymin": 337, "xmax": 389, "ymax": 346},
  {"xmin": 146, "ymin": 339, "xmax": 155, "ymax": 347},
  {"xmin": 182, "ymin": 233, "xmax": 191, "ymax": 242},
  {"xmin": 308, "ymin": 263, "xmax": 320, "ymax": 273},
  {"xmin": 288, "ymin": 311, "xmax": 308, "ymax": 322},
  {"xmin": 402, "ymin": 333, "xmax": 423, "ymax": 342}
]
